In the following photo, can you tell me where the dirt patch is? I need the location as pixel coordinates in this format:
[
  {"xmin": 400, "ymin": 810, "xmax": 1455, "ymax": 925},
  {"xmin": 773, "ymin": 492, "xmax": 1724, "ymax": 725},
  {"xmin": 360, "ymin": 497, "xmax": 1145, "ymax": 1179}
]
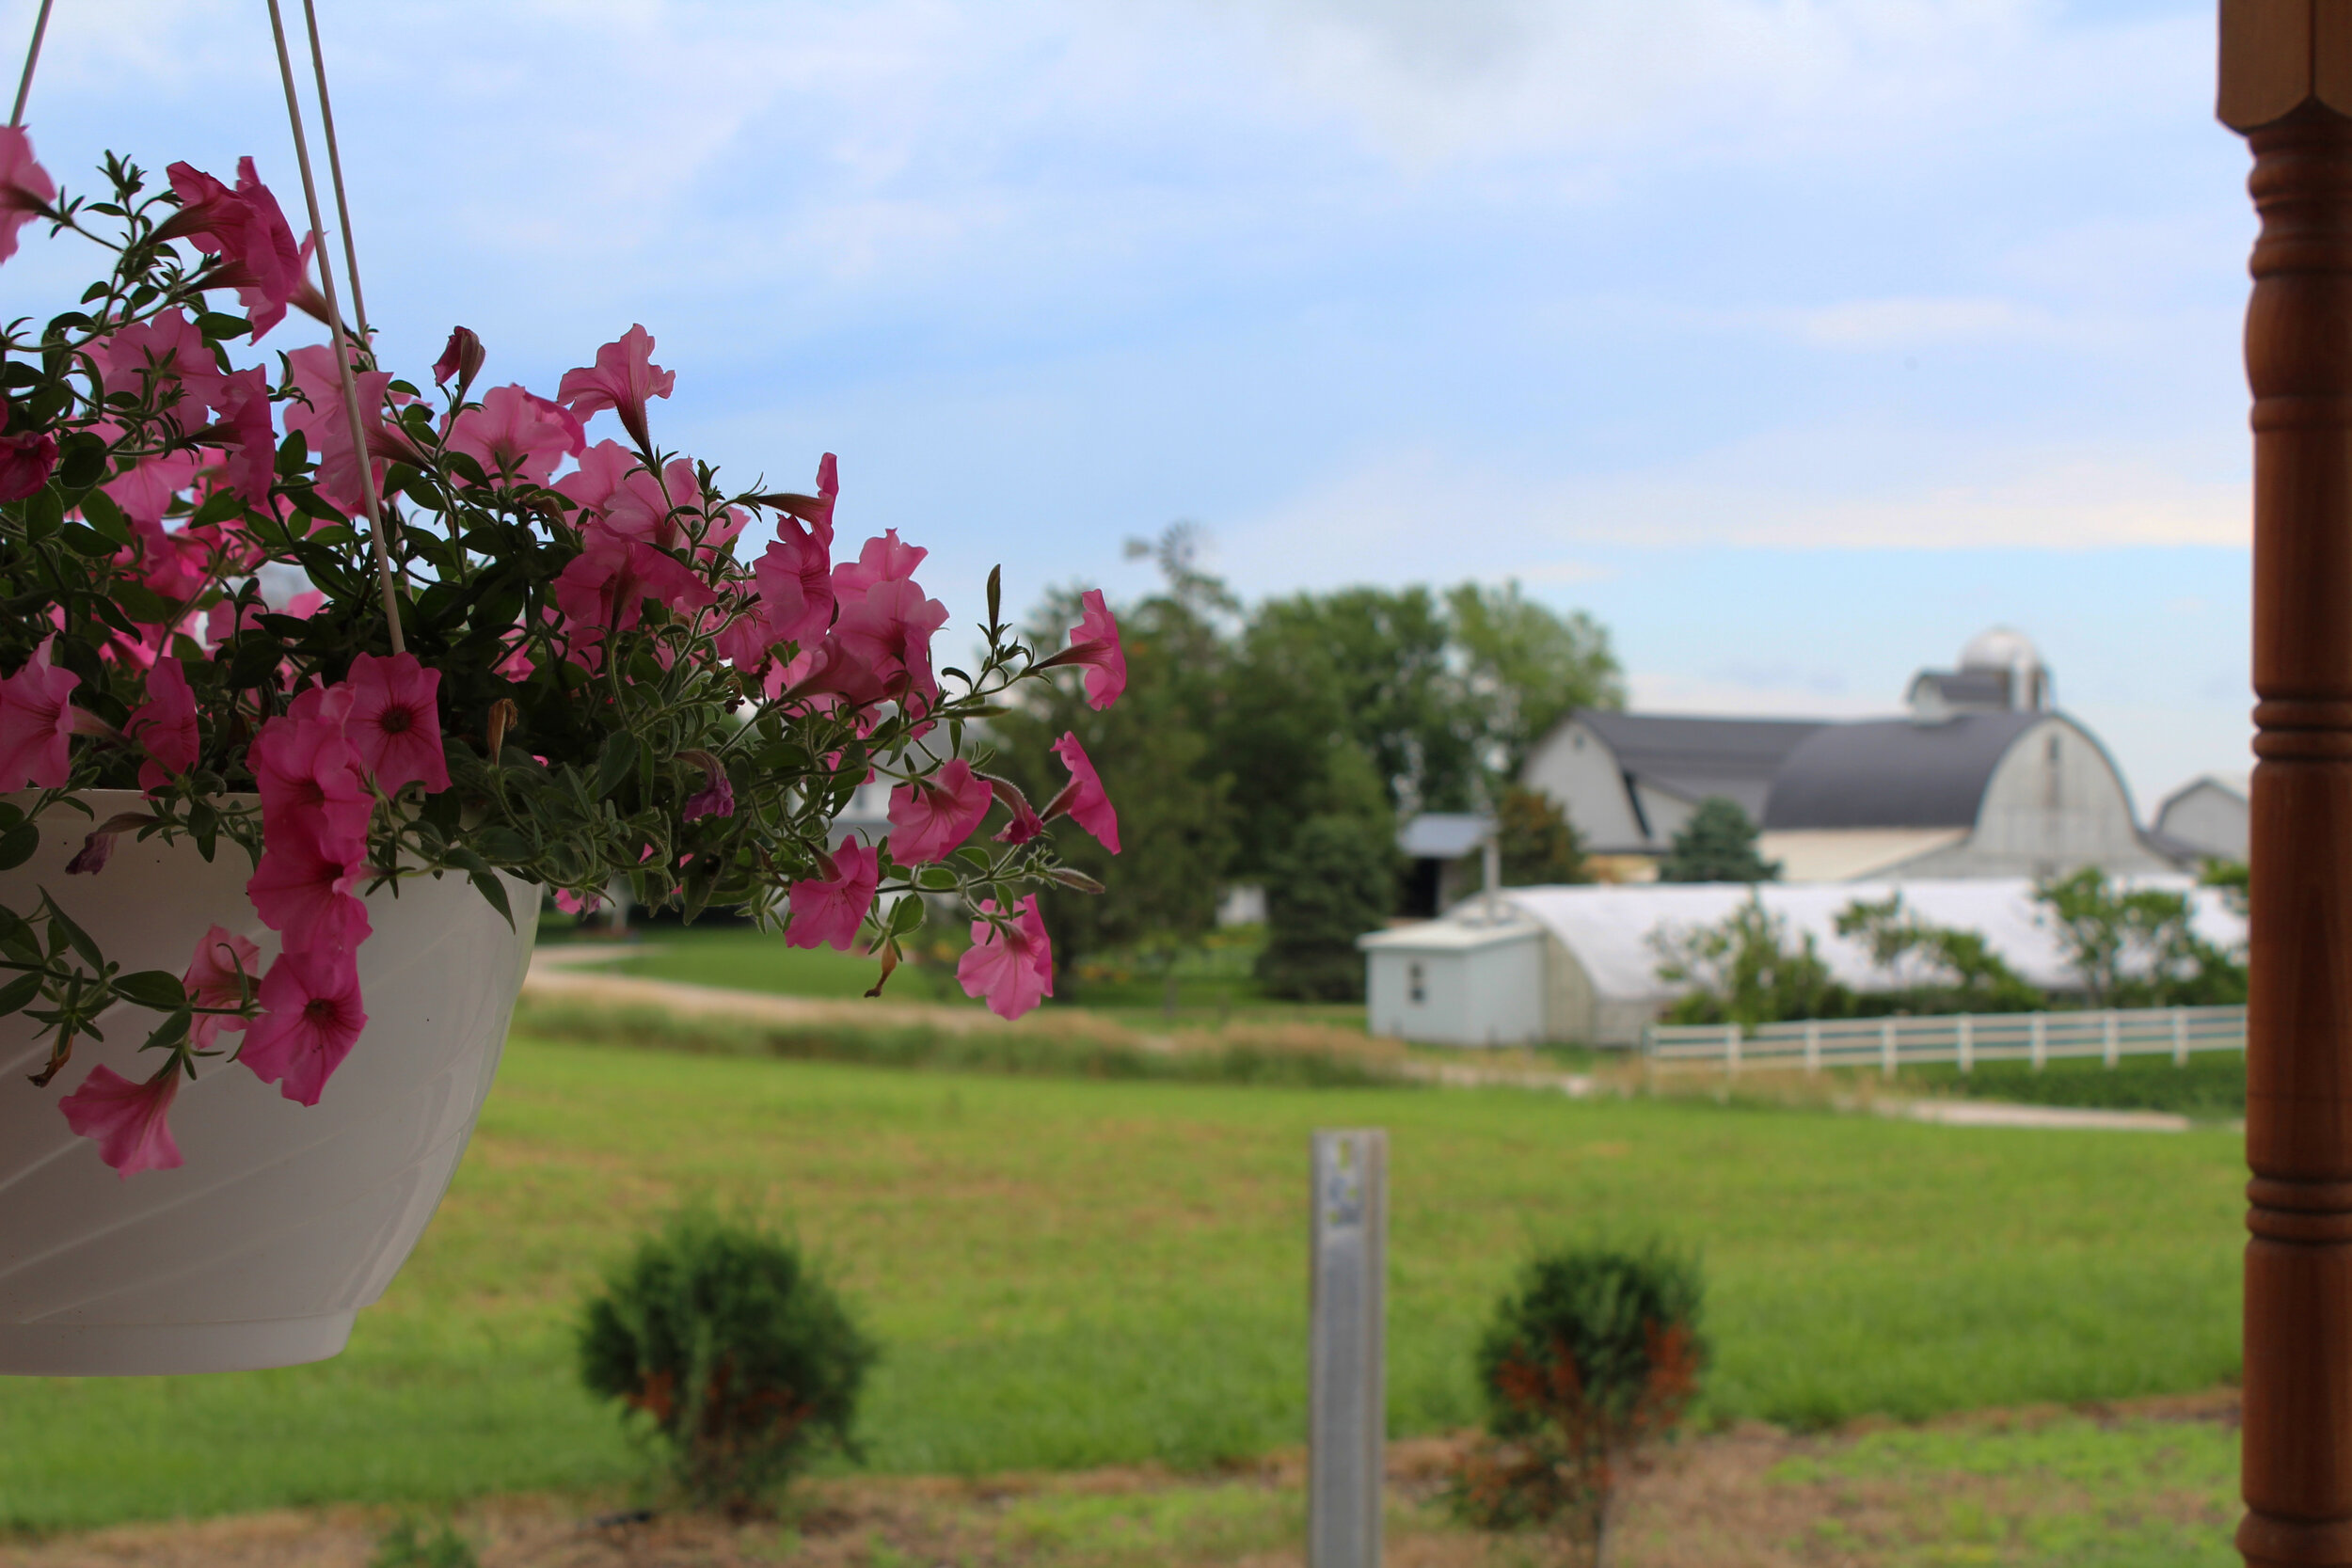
[{"xmin": 0, "ymin": 1390, "xmax": 2242, "ymax": 1568}]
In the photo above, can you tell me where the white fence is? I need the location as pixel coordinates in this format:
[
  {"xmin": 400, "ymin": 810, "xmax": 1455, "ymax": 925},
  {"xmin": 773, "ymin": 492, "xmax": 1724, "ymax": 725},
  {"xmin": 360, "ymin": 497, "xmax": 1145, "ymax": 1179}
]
[{"xmin": 1643, "ymin": 1005, "xmax": 2246, "ymax": 1078}]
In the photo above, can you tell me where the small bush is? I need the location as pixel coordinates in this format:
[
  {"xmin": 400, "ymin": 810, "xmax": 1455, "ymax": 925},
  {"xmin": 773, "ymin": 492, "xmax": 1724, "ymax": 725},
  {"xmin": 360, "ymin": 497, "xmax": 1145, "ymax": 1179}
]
[
  {"xmin": 370, "ymin": 1518, "xmax": 477, "ymax": 1568},
  {"xmin": 578, "ymin": 1208, "xmax": 878, "ymax": 1516},
  {"xmin": 1454, "ymin": 1242, "xmax": 1707, "ymax": 1566},
  {"xmin": 1257, "ymin": 813, "xmax": 1397, "ymax": 1001}
]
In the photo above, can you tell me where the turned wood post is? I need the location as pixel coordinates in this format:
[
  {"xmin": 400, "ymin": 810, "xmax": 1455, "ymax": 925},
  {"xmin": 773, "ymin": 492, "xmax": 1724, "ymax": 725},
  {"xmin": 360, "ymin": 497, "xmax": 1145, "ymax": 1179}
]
[{"xmin": 2224, "ymin": 6, "xmax": 2352, "ymax": 1562}]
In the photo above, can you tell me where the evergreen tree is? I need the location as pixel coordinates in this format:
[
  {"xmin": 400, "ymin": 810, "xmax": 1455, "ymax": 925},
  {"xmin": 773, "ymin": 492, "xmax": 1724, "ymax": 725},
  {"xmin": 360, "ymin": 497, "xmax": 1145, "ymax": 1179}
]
[
  {"xmin": 1256, "ymin": 813, "xmax": 1399, "ymax": 1001},
  {"xmin": 1655, "ymin": 797, "xmax": 1779, "ymax": 883},
  {"xmin": 1496, "ymin": 784, "xmax": 1587, "ymax": 886}
]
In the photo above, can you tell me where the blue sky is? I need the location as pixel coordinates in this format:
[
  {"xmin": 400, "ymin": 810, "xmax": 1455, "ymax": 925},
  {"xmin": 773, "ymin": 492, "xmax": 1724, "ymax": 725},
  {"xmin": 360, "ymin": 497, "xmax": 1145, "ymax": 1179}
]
[{"xmin": 5, "ymin": 0, "xmax": 2249, "ymax": 813}]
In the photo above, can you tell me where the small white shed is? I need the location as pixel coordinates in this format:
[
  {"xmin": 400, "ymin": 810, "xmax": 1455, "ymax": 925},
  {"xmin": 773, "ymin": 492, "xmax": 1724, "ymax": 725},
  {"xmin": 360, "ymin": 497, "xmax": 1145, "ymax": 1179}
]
[{"xmin": 1358, "ymin": 912, "xmax": 1547, "ymax": 1047}]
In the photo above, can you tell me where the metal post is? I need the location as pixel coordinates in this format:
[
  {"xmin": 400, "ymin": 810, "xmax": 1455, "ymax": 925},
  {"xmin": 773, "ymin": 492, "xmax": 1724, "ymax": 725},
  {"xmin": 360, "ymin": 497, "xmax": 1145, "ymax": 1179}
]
[
  {"xmin": 1804, "ymin": 1018, "xmax": 1820, "ymax": 1075},
  {"xmin": 2030, "ymin": 1010, "xmax": 2046, "ymax": 1072},
  {"xmin": 1724, "ymin": 1022, "xmax": 1741, "ymax": 1080},
  {"xmin": 2174, "ymin": 1006, "xmax": 2190, "ymax": 1068},
  {"xmin": 2103, "ymin": 1009, "xmax": 2120, "ymax": 1069},
  {"xmin": 1311, "ymin": 1129, "xmax": 1386, "ymax": 1568},
  {"xmin": 1881, "ymin": 1016, "xmax": 1897, "ymax": 1080},
  {"xmin": 1957, "ymin": 1013, "xmax": 1974, "ymax": 1076}
]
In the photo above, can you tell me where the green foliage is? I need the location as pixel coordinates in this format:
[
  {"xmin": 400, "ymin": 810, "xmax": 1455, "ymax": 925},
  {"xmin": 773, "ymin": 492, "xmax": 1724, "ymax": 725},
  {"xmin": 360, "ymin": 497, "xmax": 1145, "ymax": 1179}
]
[
  {"xmin": 1904, "ymin": 1051, "xmax": 2246, "ymax": 1118},
  {"xmin": 1255, "ymin": 813, "xmax": 1398, "ymax": 1001},
  {"xmin": 2200, "ymin": 857, "xmax": 2249, "ymax": 917},
  {"xmin": 1455, "ymin": 1243, "xmax": 1707, "ymax": 1554},
  {"xmin": 1222, "ymin": 578, "xmax": 1621, "ymax": 876},
  {"xmin": 370, "ymin": 1517, "xmax": 479, "ymax": 1568},
  {"xmin": 1652, "ymin": 893, "xmax": 1850, "ymax": 1027},
  {"xmin": 1655, "ymin": 798, "xmax": 1780, "ymax": 884},
  {"xmin": 1835, "ymin": 893, "xmax": 2045, "ymax": 1014},
  {"xmin": 2033, "ymin": 867, "xmax": 2246, "ymax": 1006},
  {"xmin": 578, "ymin": 1209, "xmax": 877, "ymax": 1514},
  {"xmin": 1444, "ymin": 582, "xmax": 1624, "ymax": 782},
  {"xmin": 1497, "ymin": 784, "xmax": 1587, "ymax": 887}
]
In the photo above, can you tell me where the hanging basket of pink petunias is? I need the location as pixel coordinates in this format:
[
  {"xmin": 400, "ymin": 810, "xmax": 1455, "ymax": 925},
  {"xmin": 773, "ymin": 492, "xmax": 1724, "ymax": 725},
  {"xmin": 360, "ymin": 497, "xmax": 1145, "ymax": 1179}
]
[{"xmin": 0, "ymin": 110, "xmax": 1125, "ymax": 1372}]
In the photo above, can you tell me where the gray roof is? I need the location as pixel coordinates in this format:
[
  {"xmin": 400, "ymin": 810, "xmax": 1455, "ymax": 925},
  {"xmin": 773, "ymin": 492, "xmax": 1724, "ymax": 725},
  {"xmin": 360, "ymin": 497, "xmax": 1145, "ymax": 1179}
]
[
  {"xmin": 1399, "ymin": 813, "xmax": 1493, "ymax": 859},
  {"xmin": 1910, "ymin": 669, "xmax": 2011, "ymax": 709},
  {"xmin": 1574, "ymin": 710, "xmax": 1828, "ymax": 822},
  {"xmin": 1763, "ymin": 712, "xmax": 2044, "ymax": 831}
]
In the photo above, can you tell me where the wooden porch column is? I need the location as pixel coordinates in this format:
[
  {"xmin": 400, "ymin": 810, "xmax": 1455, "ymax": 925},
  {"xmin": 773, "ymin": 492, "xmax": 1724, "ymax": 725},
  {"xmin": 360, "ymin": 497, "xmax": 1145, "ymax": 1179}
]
[{"xmin": 2225, "ymin": 5, "xmax": 2352, "ymax": 1563}]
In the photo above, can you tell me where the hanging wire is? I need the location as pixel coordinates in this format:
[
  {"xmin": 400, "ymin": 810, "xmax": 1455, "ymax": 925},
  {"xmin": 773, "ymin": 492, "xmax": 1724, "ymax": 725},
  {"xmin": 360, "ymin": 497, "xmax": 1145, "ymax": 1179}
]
[
  {"xmin": 298, "ymin": 0, "xmax": 367, "ymax": 341},
  {"xmin": 9, "ymin": 0, "xmax": 53, "ymax": 127},
  {"xmin": 263, "ymin": 0, "xmax": 405, "ymax": 655}
]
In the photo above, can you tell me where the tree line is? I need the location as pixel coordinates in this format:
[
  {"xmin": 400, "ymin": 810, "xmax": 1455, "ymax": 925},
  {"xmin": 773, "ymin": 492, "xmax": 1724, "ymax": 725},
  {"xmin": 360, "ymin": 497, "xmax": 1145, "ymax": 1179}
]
[{"xmin": 990, "ymin": 527, "xmax": 1624, "ymax": 1003}]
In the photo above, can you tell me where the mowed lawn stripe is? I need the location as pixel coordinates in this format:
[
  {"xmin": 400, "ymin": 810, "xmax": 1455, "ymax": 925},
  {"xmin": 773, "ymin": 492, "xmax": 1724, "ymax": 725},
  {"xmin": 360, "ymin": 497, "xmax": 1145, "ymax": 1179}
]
[{"xmin": 0, "ymin": 1036, "xmax": 2243, "ymax": 1530}]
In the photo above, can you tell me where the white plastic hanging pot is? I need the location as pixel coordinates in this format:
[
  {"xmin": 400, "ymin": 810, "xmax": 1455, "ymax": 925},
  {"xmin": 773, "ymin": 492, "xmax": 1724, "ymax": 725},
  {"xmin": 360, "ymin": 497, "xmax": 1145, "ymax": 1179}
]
[{"xmin": 0, "ymin": 792, "xmax": 534, "ymax": 1374}]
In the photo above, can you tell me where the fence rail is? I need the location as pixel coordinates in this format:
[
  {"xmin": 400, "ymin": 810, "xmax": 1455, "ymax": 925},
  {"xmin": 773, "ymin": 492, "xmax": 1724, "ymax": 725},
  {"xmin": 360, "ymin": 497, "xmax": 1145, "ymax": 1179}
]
[{"xmin": 1642, "ymin": 1005, "xmax": 2245, "ymax": 1078}]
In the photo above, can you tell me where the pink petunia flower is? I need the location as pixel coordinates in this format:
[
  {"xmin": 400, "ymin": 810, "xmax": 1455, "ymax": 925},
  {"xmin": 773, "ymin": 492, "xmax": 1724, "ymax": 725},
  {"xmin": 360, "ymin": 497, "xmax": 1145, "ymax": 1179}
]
[
  {"xmin": 833, "ymin": 578, "xmax": 948, "ymax": 712},
  {"xmin": 342, "ymin": 653, "xmax": 449, "ymax": 795},
  {"xmin": 279, "ymin": 345, "xmax": 395, "ymax": 516},
  {"xmin": 551, "ymin": 525, "xmax": 717, "ymax": 664},
  {"xmin": 956, "ymin": 896, "xmax": 1055, "ymax": 1021},
  {"xmin": 246, "ymin": 832, "xmax": 373, "ymax": 954},
  {"xmin": 240, "ymin": 943, "xmax": 367, "ymax": 1106},
  {"xmin": 103, "ymin": 447, "xmax": 206, "ymax": 529},
  {"xmin": 87, "ymin": 308, "xmax": 221, "ymax": 421},
  {"xmin": 162, "ymin": 158, "xmax": 310, "ymax": 339},
  {"xmin": 0, "ymin": 125, "xmax": 56, "ymax": 264},
  {"xmin": 1063, "ymin": 590, "xmax": 1127, "ymax": 711},
  {"xmin": 830, "ymin": 530, "xmax": 927, "ymax": 600},
  {"xmin": 58, "ymin": 1061, "xmax": 183, "ymax": 1177},
  {"xmin": 0, "ymin": 431, "xmax": 56, "ymax": 502},
  {"xmin": 554, "ymin": 887, "xmax": 603, "ymax": 917},
  {"xmin": 128, "ymin": 657, "xmax": 200, "ymax": 793},
  {"xmin": 719, "ymin": 520, "xmax": 833, "ymax": 670},
  {"xmin": 433, "ymin": 326, "xmax": 485, "ymax": 393},
  {"xmin": 992, "ymin": 778, "xmax": 1044, "ymax": 847},
  {"xmin": 183, "ymin": 924, "xmax": 262, "ymax": 1050},
  {"xmin": 1045, "ymin": 732, "xmax": 1120, "ymax": 853},
  {"xmin": 557, "ymin": 325, "xmax": 675, "ymax": 451},
  {"xmin": 886, "ymin": 759, "xmax": 993, "ymax": 864},
  {"xmin": 0, "ymin": 636, "xmax": 82, "ymax": 791},
  {"xmin": 208, "ymin": 366, "xmax": 280, "ymax": 509},
  {"xmin": 445, "ymin": 384, "xmax": 585, "ymax": 487},
  {"xmin": 785, "ymin": 840, "xmax": 879, "ymax": 952},
  {"xmin": 249, "ymin": 686, "xmax": 373, "ymax": 858}
]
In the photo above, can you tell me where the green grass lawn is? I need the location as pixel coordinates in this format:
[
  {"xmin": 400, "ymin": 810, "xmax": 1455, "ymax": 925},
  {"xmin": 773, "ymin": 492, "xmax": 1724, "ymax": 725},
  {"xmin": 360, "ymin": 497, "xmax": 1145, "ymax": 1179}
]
[{"xmin": 0, "ymin": 1037, "xmax": 2245, "ymax": 1532}]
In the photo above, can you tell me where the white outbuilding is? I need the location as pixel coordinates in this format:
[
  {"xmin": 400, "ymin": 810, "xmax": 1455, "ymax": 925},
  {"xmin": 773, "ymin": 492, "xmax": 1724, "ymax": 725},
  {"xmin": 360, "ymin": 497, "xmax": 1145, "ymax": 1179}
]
[{"xmin": 1358, "ymin": 878, "xmax": 2245, "ymax": 1048}]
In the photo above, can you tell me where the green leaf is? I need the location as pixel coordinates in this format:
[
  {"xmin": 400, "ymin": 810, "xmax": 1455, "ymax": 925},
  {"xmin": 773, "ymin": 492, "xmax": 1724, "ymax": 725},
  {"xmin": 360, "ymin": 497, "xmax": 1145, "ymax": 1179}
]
[
  {"xmin": 888, "ymin": 893, "xmax": 925, "ymax": 936},
  {"xmin": 140, "ymin": 1009, "xmax": 191, "ymax": 1053},
  {"xmin": 77, "ymin": 485, "xmax": 132, "ymax": 545},
  {"xmin": 112, "ymin": 969, "xmax": 187, "ymax": 1011},
  {"xmin": 0, "ymin": 971, "xmax": 41, "ymax": 1017},
  {"xmin": 20, "ymin": 485, "xmax": 62, "ymax": 541},
  {"xmin": 114, "ymin": 581, "xmax": 176, "ymax": 626},
  {"xmin": 40, "ymin": 895, "xmax": 103, "ymax": 973},
  {"xmin": 593, "ymin": 731, "xmax": 635, "ymax": 800},
  {"xmin": 0, "ymin": 822, "xmax": 38, "ymax": 872},
  {"xmin": 469, "ymin": 872, "xmax": 515, "ymax": 930},
  {"xmin": 196, "ymin": 311, "xmax": 250, "ymax": 341},
  {"xmin": 225, "ymin": 636, "xmax": 282, "ymax": 689},
  {"xmin": 55, "ymin": 432, "xmax": 108, "ymax": 493}
]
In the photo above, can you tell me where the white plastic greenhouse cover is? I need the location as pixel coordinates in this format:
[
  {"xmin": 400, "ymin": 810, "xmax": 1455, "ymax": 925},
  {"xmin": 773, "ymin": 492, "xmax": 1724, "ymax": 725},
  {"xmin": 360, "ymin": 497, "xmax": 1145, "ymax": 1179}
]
[{"xmin": 1489, "ymin": 878, "xmax": 2246, "ymax": 1005}]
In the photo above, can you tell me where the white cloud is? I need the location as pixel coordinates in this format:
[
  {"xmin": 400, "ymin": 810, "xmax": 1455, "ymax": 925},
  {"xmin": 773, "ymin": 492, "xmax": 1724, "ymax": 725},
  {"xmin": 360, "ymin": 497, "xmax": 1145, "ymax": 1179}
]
[{"xmin": 1225, "ymin": 429, "xmax": 2246, "ymax": 588}]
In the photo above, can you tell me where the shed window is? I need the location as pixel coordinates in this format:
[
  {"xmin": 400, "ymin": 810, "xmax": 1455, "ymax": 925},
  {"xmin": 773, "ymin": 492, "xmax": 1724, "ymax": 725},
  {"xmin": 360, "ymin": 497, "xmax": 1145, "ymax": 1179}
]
[{"xmin": 1407, "ymin": 962, "xmax": 1426, "ymax": 1004}]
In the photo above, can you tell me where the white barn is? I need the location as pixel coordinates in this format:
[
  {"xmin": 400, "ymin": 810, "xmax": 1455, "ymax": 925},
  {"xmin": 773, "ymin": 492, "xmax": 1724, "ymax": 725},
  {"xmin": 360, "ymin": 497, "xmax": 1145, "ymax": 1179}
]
[
  {"xmin": 1520, "ymin": 629, "xmax": 2174, "ymax": 882},
  {"xmin": 2153, "ymin": 774, "xmax": 2249, "ymax": 863},
  {"xmin": 1358, "ymin": 878, "xmax": 2245, "ymax": 1049}
]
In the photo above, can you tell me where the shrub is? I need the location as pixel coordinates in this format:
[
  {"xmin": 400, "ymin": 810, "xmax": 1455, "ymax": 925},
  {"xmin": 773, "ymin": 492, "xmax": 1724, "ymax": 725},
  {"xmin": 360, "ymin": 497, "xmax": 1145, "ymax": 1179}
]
[
  {"xmin": 578, "ymin": 1209, "xmax": 877, "ymax": 1515},
  {"xmin": 369, "ymin": 1518, "xmax": 476, "ymax": 1568},
  {"xmin": 1453, "ymin": 1242, "xmax": 1707, "ymax": 1566}
]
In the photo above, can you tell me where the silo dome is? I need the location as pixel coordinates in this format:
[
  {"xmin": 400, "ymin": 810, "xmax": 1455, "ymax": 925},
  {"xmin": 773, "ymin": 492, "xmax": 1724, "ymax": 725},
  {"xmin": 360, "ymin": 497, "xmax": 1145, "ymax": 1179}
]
[{"xmin": 1960, "ymin": 626, "xmax": 2041, "ymax": 673}]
